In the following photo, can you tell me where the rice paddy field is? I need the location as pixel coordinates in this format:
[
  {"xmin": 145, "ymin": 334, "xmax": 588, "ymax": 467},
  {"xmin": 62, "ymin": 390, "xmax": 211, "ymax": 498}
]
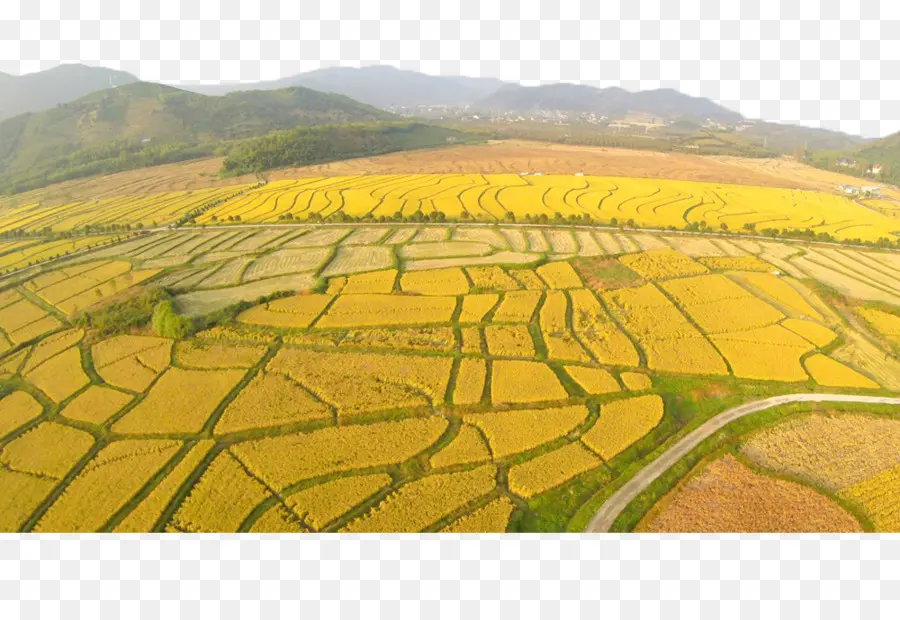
[
  {"xmin": 0, "ymin": 216, "xmax": 896, "ymax": 533},
  {"xmin": 0, "ymin": 140, "xmax": 899, "ymax": 533},
  {"xmin": 638, "ymin": 411, "xmax": 900, "ymax": 533}
]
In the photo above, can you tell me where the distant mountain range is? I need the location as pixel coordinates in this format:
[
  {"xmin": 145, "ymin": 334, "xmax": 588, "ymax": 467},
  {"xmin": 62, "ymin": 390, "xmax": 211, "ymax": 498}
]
[
  {"xmin": 0, "ymin": 63, "xmax": 890, "ymax": 191},
  {"xmin": 470, "ymin": 82, "xmax": 744, "ymax": 123},
  {"xmin": 179, "ymin": 65, "xmax": 507, "ymax": 109},
  {"xmin": 0, "ymin": 64, "xmax": 138, "ymax": 121}
]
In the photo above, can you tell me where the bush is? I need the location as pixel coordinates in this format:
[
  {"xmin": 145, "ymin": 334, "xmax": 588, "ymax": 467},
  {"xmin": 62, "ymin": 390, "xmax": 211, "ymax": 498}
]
[
  {"xmin": 152, "ymin": 300, "xmax": 194, "ymax": 339},
  {"xmin": 76, "ymin": 287, "xmax": 169, "ymax": 336}
]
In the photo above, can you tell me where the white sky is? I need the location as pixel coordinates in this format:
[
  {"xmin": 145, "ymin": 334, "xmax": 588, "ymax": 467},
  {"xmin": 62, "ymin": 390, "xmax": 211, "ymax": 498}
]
[{"xmin": 1, "ymin": 0, "xmax": 898, "ymax": 139}]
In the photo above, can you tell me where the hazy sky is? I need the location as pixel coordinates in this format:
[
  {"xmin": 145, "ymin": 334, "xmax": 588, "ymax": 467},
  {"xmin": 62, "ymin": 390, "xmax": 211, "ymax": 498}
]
[{"xmin": 1, "ymin": 0, "xmax": 897, "ymax": 138}]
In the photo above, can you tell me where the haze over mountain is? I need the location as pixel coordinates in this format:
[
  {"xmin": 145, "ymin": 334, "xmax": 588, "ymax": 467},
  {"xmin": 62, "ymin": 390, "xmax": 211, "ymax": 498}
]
[
  {"xmin": 470, "ymin": 82, "xmax": 743, "ymax": 123},
  {"xmin": 0, "ymin": 64, "xmax": 139, "ymax": 122},
  {"xmin": 179, "ymin": 64, "xmax": 507, "ymax": 109}
]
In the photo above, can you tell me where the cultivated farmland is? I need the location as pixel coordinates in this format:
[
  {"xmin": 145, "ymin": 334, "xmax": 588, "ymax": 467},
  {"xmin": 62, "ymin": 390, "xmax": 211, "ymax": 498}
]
[{"xmin": 1, "ymin": 144, "xmax": 899, "ymax": 533}]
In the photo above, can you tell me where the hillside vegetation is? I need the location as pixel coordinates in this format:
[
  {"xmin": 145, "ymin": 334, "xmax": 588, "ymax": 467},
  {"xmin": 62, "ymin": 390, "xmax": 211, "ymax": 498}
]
[
  {"xmin": 0, "ymin": 82, "xmax": 393, "ymax": 193},
  {"xmin": 221, "ymin": 123, "xmax": 480, "ymax": 176}
]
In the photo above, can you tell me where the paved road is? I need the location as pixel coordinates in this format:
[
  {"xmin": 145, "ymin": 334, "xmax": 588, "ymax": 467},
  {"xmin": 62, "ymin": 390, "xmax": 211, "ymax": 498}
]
[{"xmin": 585, "ymin": 393, "xmax": 900, "ymax": 533}]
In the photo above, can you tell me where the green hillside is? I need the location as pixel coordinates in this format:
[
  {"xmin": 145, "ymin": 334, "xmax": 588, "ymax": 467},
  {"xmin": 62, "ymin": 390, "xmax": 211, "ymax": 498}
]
[{"xmin": 0, "ymin": 82, "xmax": 394, "ymax": 193}]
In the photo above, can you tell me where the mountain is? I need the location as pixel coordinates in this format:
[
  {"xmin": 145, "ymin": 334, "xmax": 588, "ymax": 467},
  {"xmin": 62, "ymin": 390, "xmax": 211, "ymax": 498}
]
[
  {"xmin": 471, "ymin": 83, "xmax": 743, "ymax": 123},
  {"xmin": 175, "ymin": 65, "xmax": 508, "ymax": 109},
  {"xmin": 0, "ymin": 63, "xmax": 139, "ymax": 121},
  {"xmin": 812, "ymin": 131, "xmax": 900, "ymax": 184},
  {"xmin": 0, "ymin": 82, "xmax": 394, "ymax": 192}
]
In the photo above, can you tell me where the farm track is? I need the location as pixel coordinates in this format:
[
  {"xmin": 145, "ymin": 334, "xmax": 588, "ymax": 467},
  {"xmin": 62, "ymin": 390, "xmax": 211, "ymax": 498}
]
[{"xmin": 584, "ymin": 393, "xmax": 900, "ymax": 533}]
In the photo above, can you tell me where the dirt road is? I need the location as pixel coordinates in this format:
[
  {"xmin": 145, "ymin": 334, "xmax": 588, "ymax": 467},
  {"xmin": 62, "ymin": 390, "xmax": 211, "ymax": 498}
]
[{"xmin": 584, "ymin": 393, "xmax": 900, "ymax": 533}]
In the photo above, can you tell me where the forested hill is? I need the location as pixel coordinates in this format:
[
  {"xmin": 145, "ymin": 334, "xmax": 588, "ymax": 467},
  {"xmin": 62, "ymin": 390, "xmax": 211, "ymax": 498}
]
[
  {"xmin": 0, "ymin": 82, "xmax": 394, "ymax": 193},
  {"xmin": 220, "ymin": 123, "xmax": 480, "ymax": 176}
]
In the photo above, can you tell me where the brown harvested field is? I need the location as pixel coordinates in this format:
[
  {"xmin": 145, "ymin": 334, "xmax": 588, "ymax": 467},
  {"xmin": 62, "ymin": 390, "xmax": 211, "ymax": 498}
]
[
  {"xmin": 266, "ymin": 141, "xmax": 844, "ymax": 190},
  {"xmin": 710, "ymin": 155, "xmax": 900, "ymax": 200},
  {"xmin": 639, "ymin": 455, "xmax": 862, "ymax": 533},
  {"xmin": 2, "ymin": 141, "xmax": 886, "ymax": 212},
  {"xmin": 0, "ymin": 158, "xmax": 257, "ymax": 208}
]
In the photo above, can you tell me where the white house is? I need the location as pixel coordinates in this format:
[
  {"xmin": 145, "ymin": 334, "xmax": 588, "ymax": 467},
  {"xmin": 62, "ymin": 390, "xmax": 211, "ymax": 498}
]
[
  {"xmin": 872, "ymin": 164, "xmax": 884, "ymax": 175},
  {"xmin": 839, "ymin": 184, "xmax": 860, "ymax": 195},
  {"xmin": 861, "ymin": 185, "xmax": 882, "ymax": 197}
]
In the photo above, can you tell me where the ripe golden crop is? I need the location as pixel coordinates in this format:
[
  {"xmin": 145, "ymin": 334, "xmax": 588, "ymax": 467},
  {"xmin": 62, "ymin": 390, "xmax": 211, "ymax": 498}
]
[
  {"xmin": 92, "ymin": 335, "xmax": 172, "ymax": 392},
  {"xmin": 740, "ymin": 413, "xmax": 900, "ymax": 491},
  {"xmin": 540, "ymin": 290, "xmax": 591, "ymax": 362},
  {"xmin": 342, "ymin": 465, "xmax": 496, "ymax": 533},
  {"xmin": 1, "ymin": 422, "xmax": 93, "ymax": 479},
  {"xmin": 35, "ymin": 439, "xmax": 182, "ymax": 532},
  {"xmin": 463, "ymin": 405, "xmax": 588, "ymax": 459},
  {"xmin": 460, "ymin": 326, "xmax": 483, "ymax": 354},
  {"xmin": 21, "ymin": 328, "xmax": 83, "ymax": 374},
  {"xmin": 25, "ymin": 347, "xmax": 89, "ymax": 403},
  {"xmin": 697, "ymin": 256, "xmax": 776, "ymax": 272},
  {"xmin": 564, "ymin": 366, "xmax": 621, "ymax": 395},
  {"xmin": 174, "ymin": 342, "xmax": 267, "ymax": 369},
  {"xmin": 170, "ymin": 451, "xmax": 271, "ymax": 533},
  {"xmin": 341, "ymin": 269, "xmax": 398, "ymax": 294},
  {"xmin": 569, "ymin": 288, "xmax": 640, "ymax": 367},
  {"xmin": 492, "ymin": 290, "xmax": 542, "ymax": 323},
  {"xmin": 315, "ymin": 294, "xmax": 457, "ymax": 328},
  {"xmin": 804, "ymin": 354, "xmax": 880, "ymax": 389},
  {"xmin": 0, "ymin": 468, "xmax": 57, "ymax": 532},
  {"xmin": 285, "ymin": 474, "xmax": 393, "ymax": 531},
  {"xmin": 858, "ymin": 307, "xmax": 900, "ymax": 344},
  {"xmin": 0, "ymin": 391, "xmax": 43, "ymax": 439},
  {"xmin": 114, "ymin": 439, "xmax": 216, "ymax": 533},
  {"xmin": 453, "ymin": 359, "xmax": 486, "ymax": 406},
  {"xmin": 490, "ymin": 360, "xmax": 568, "ymax": 404},
  {"xmin": 780, "ymin": 318, "xmax": 837, "ymax": 348},
  {"xmin": 507, "ymin": 442, "xmax": 602, "ymax": 498},
  {"xmin": 430, "ymin": 425, "xmax": 491, "ymax": 468},
  {"xmin": 582, "ymin": 394, "xmax": 664, "ymax": 460},
  {"xmin": 441, "ymin": 497, "xmax": 515, "ymax": 533},
  {"xmin": 603, "ymin": 284, "xmax": 727, "ymax": 375},
  {"xmin": 536, "ymin": 262, "xmax": 583, "ymax": 289},
  {"xmin": 400, "ymin": 267, "xmax": 470, "ymax": 295},
  {"xmin": 60, "ymin": 386, "xmax": 132, "ymax": 425},
  {"xmin": 458, "ymin": 294, "xmax": 499, "ymax": 323},
  {"xmin": 509, "ymin": 268, "xmax": 546, "ymax": 290},
  {"xmin": 268, "ymin": 348, "xmax": 452, "ymax": 417},
  {"xmin": 340, "ymin": 327, "xmax": 456, "ymax": 353},
  {"xmin": 737, "ymin": 272, "xmax": 823, "ymax": 321},
  {"xmin": 619, "ymin": 248, "xmax": 709, "ymax": 280},
  {"xmin": 484, "ymin": 325, "xmax": 536, "ymax": 358},
  {"xmin": 231, "ymin": 417, "xmax": 449, "ymax": 489},
  {"xmin": 839, "ymin": 463, "xmax": 900, "ymax": 532},
  {"xmin": 112, "ymin": 368, "xmax": 246, "ymax": 434},
  {"xmin": 214, "ymin": 370, "xmax": 332, "ymax": 435},
  {"xmin": 238, "ymin": 294, "xmax": 334, "ymax": 328},
  {"xmin": 620, "ymin": 371, "xmax": 653, "ymax": 391},
  {"xmin": 466, "ymin": 266, "xmax": 520, "ymax": 291}
]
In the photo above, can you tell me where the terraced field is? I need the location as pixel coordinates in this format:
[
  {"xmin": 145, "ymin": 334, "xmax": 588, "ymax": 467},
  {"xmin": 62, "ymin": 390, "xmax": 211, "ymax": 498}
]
[{"xmin": 0, "ymin": 219, "xmax": 897, "ymax": 533}]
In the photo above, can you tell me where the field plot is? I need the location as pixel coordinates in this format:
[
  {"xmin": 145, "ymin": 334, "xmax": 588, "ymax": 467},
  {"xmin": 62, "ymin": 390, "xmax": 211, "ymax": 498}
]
[
  {"xmin": 26, "ymin": 260, "xmax": 159, "ymax": 315},
  {"xmin": 189, "ymin": 172, "xmax": 900, "ymax": 243},
  {"xmin": 735, "ymin": 413, "xmax": 900, "ymax": 533},
  {"xmin": 1, "ymin": 217, "xmax": 899, "ymax": 533},
  {"xmin": 639, "ymin": 455, "xmax": 862, "ymax": 533}
]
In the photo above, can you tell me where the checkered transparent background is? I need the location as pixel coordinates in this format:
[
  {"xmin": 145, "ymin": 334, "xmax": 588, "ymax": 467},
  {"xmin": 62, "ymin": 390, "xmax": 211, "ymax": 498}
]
[
  {"xmin": 0, "ymin": 0, "xmax": 897, "ymax": 138},
  {"xmin": 2, "ymin": 0, "xmax": 899, "ymax": 616}
]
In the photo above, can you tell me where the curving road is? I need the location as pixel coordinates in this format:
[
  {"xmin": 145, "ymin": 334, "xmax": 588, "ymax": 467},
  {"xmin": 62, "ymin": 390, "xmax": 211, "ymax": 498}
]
[{"xmin": 585, "ymin": 393, "xmax": 900, "ymax": 533}]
